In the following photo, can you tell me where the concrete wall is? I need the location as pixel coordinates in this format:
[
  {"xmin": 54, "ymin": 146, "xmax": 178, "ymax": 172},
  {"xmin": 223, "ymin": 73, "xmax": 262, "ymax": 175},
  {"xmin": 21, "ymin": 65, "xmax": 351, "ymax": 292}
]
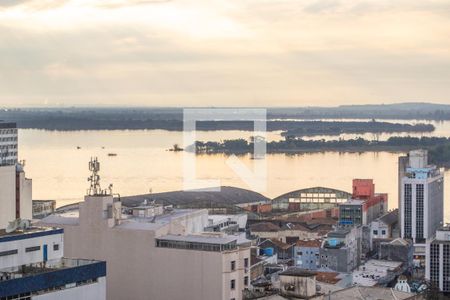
[
  {"xmin": 0, "ymin": 165, "xmax": 16, "ymax": 229},
  {"xmin": 33, "ymin": 277, "xmax": 106, "ymax": 300},
  {"xmin": 19, "ymin": 173, "xmax": 32, "ymax": 220}
]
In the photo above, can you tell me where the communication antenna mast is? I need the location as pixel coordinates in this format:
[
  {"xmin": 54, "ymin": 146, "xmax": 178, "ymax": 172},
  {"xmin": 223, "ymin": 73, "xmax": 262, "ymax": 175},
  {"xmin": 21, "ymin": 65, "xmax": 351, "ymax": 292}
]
[{"xmin": 87, "ymin": 157, "xmax": 102, "ymax": 196}]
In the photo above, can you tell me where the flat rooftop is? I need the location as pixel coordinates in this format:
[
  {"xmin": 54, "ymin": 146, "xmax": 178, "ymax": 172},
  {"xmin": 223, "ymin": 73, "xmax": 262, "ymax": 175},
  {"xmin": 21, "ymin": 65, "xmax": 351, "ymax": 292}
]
[
  {"xmin": 42, "ymin": 208, "xmax": 206, "ymax": 231},
  {"xmin": 0, "ymin": 227, "xmax": 62, "ymax": 242},
  {"xmin": 352, "ymin": 260, "xmax": 403, "ymax": 287}
]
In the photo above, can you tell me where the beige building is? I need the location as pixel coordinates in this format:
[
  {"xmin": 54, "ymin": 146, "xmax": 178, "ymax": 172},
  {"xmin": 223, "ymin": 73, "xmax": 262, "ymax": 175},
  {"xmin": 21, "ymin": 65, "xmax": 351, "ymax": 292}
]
[
  {"xmin": 0, "ymin": 164, "xmax": 32, "ymax": 229},
  {"xmin": 40, "ymin": 194, "xmax": 251, "ymax": 300}
]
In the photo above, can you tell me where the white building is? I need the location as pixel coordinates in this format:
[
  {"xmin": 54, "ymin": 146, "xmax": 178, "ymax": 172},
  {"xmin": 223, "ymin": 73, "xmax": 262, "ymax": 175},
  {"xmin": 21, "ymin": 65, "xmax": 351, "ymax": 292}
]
[
  {"xmin": 0, "ymin": 122, "xmax": 18, "ymax": 166},
  {"xmin": 40, "ymin": 193, "xmax": 251, "ymax": 300},
  {"xmin": 426, "ymin": 226, "xmax": 450, "ymax": 292},
  {"xmin": 0, "ymin": 164, "xmax": 32, "ymax": 229},
  {"xmin": 399, "ymin": 150, "xmax": 444, "ymax": 266},
  {"xmin": 0, "ymin": 121, "xmax": 32, "ymax": 229},
  {"xmin": 0, "ymin": 226, "xmax": 106, "ymax": 299}
]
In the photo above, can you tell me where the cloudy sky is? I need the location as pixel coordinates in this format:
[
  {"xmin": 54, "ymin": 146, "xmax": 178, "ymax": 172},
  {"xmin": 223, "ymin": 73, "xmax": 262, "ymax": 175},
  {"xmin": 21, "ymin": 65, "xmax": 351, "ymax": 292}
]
[{"xmin": 0, "ymin": 0, "xmax": 449, "ymax": 107}]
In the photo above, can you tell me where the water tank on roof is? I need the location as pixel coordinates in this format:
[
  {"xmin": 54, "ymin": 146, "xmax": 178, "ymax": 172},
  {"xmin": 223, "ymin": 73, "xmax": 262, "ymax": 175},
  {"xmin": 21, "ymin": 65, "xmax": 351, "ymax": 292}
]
[
  {"xmin": 264, "ymin": 248, "xmax": 274, "ymax": 256},
  {"xmin": 328, "ymin": 239, "xmax": 338, "ymax": 247}
]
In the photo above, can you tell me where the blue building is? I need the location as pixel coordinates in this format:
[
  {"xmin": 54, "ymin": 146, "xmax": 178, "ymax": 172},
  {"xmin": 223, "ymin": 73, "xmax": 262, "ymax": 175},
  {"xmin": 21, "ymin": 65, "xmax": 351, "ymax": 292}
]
[{"xmin": 294, "ymin": 239, "xmax": 322, "ymax": 270}]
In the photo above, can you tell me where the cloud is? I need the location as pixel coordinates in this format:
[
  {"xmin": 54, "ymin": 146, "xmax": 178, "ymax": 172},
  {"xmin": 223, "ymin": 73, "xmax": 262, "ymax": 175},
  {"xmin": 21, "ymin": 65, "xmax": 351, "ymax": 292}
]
[{"xmin": 0, "ymin": 0, "xmax": 449, "ymax": 107}]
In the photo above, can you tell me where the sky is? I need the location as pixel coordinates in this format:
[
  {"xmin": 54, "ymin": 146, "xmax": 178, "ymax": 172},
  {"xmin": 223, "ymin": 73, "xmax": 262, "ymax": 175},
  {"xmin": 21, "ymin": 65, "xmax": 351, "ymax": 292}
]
[{"xmin": 0, "ymin": 0, "xmax": 450, "ymax": 107}]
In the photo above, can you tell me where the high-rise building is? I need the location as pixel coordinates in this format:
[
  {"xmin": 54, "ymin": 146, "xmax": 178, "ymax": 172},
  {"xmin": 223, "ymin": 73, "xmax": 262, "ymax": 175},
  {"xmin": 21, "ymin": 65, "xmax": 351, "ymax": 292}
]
[
  {"xmin": 0, "ymin": 121, "xmax": 32, "ymax": 229},
  {"xmin": 399, "ymin": 150, "xmax": 444, "ymax": 243},
  {"xmin": 399, "ymin": 150, "xmax": 444, "ymax": 266},
  {"xmin": 426, "ymin": 226, "xmax": 450, "ymax": 292},
  {"xmin": 0, "ymin": 122, "xmax": 18, "ymax": 166}
]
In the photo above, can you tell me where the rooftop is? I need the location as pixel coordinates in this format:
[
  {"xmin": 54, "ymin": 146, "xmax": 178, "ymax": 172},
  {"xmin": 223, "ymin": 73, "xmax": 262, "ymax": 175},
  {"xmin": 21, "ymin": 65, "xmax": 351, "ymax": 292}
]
[
  {"xmin": 329, "ymin": 286, "xmax": 414, "ymax": 300},
  {"xmin": 279, "ymin": 267, "xmax": 317, "ymax": 277},
  {"xmin": 352, "ymin": 260, "xmax": 403, "ymax": 287},
  {"xmin": 0, "ymin": 227, "xmax": 63, "ymax": 242},
  {"xmin": 377, "ymin": 209, "xmax": 399, "ymax": 226},
  {"xmin": 296, "ymin": 239, "xmax": 322, "ymax": 248}
]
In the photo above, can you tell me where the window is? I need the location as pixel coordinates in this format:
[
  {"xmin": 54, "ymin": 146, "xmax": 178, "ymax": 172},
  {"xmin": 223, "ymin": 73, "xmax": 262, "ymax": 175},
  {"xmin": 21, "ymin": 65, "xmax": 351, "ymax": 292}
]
[
  {"xmin": 244, "ymin": 258, "xmax": 249, "ymax": 268},
  {"xmin": 244, "ymin": 276, "xmax": 249, "ymax": 286},
  {"xmin": 53, "ymin": 244, "xmax": 60, "ymax": 251},
  {"xmin": 25, "ymin": 246, "xmax": 41, "ymax": 253},
  {"xmin": 0, "ymin": 249, "xmax": 18, "ymax": 257},
  {"xmin": 230, "ymin": 279, "xmax": 236, "ymax": 290},
  {"xmin": 373, "ymin": 230, "xmax": 378, "ymax": 235},
  {"xmin": 231, "ymin": 261, "xmax": 236, "ymax": 271},
  {"xmin": 381, "ymin": 230, "xmax": 386, "ymax": 235}
]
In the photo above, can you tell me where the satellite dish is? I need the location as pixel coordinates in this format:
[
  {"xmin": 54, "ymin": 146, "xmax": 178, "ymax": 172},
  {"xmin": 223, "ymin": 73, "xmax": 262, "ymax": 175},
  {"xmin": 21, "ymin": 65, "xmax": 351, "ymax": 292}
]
[{"xmin": 6, "ymin": 219, "xmax": 20, "ymax": 234}]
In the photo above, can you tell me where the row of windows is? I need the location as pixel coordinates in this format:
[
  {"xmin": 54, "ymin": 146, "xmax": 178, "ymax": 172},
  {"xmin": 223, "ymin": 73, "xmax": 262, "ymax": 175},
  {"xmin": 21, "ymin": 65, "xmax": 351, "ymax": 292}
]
[
  {"xmin": 0, "ymin": 129, "xmax": 17, "ymax": 135},
  {"xmin": 0, "ymin": 244, "xmax": 59, "ymax": 258},
  {"xmin": 0, "ymin": 145, "xmax": 17, "ymax": 150},
  {"xmin": 229, "ymin": 276, "xmax": 249, "ymax": 290},
  {"xmin": 156, "ymin": 239, "xmax": 237, "ymax": 252},
  {"xmin": 404, "ymin": 184, "xmax": 412, "ymax": 238},
  {"xmin": 230, "ymin": 258, "xmax": 249, "ymax": 271},
  {"xmin": 416, "ymin": 184, "xmax": 424, "ymax": 242},
  {"xmin": 0, "ymin": 137, "xmax": 18, "ymax": 142}
]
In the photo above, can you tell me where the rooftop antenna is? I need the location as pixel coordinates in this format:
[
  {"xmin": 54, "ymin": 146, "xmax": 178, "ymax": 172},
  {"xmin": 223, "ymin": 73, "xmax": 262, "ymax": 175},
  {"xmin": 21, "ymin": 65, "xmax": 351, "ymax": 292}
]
[{"xmin": 87, "ymin": 157, "xmax": 106, "ymax": 196}]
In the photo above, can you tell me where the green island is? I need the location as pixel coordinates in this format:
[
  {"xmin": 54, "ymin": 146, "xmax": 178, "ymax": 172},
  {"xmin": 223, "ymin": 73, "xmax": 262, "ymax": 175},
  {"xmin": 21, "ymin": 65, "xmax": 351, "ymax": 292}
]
[{"xmin": 188, "ymin": 136, "xmax": 450, "ymax": 167}]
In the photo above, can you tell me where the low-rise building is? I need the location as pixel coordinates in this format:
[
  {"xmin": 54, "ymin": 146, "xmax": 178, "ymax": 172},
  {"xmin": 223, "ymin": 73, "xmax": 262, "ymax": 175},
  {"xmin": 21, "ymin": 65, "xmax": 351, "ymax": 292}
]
[
  {"xmin": 371, "ymin": 209, "xmax": 399, "ymax": 240},
  {"xmin": 339, "ymin": 179, "xmax": 388, "ymax": 226},
  {"xmin": 0, "ymin": 225, "xmax": 106, "ymax": 300},
  {"xmin": 249, "ymin": 222, "xmax": 331, "ymax": 244},
  {"xmin": 352, "ymin": 260, "xmax": 404, "ymax": 287},
  {"xmin": 378, "ymin": 238, "xmax": 414, "ymax": 268},
  {"xmin": 319, "ymin": 226, "xmax": 361, "ymax": 273},
  {"xmin": 32, "ymin": 200, "xmax": 56, "ymax": 219},
  {"xmin": 294, "ymin": 239, "xmax": 321, "ymax": 270}
]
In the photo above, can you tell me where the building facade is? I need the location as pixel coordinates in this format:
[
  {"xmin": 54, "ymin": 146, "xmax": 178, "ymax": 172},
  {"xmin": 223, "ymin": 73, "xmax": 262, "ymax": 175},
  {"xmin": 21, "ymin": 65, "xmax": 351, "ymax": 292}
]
[
  {"xmin": 0, "ymin": 227, "xmax": 106, "ymax": 300},
  {"xmin": 294, "ymin": 239, "xmax": 321, "ymax": 270},
  {"xmin": 339, "ymin": 179, "xmax": 388, "ymax": 226},
  {"xmin": 400, "ymin": 150, "xmax": 444, "ymax": 244},
  {"xmin": 0, "ymin": 164, "xmax": 32, "ymax": 229},
  {"xmin": 426, "ymin": 226, "xmax": 450, "ymax": 293},
  {"xmin": 40, "ymin": 194, "xmax": 251, "ymax": 300},
  {"xmin": 319, "ymin": 226, "xmax": 361, "ymax": 273},
  {"xmin": 0, "ymin": 122, "xmax": 18, "ymax": 166}
]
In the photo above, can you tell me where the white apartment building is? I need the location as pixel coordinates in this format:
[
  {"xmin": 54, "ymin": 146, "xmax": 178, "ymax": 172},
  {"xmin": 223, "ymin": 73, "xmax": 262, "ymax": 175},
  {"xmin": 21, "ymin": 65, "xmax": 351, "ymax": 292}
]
[
  {"xmin": 399, "ymin": 150, "xmax": 444, "ymax": 266},
  {"xmin": 426, "ymin": 226, "xmax": 450, "ymax": 293},
  {"xmin": 40, "ymin": 193, "xmax": 251, "ymax": 300},
  {"xmin": 0, "ymin": 226, "xmax": 106, "ymax": 300},
  {"xmin": 0, "ymin": 164, "xmax": 32, "ymax": 229}
]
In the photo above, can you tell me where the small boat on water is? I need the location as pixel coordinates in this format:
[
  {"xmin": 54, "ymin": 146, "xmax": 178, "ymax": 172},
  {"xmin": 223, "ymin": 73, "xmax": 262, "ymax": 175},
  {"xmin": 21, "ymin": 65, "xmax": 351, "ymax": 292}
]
[
  {"xmin": 76, "ymin": 146, "xmax": 81, "ymax": 150},
  {"xmin": 108, "ymin": 153, "xmax": 117, "ymax": 157}
]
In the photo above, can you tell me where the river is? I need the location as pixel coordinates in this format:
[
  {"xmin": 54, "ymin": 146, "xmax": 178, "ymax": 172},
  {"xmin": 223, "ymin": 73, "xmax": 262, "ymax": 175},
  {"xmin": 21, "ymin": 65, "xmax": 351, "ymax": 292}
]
[{"xmin": 18, "ymin": 119, "xmax": 450, "ymax": 221}]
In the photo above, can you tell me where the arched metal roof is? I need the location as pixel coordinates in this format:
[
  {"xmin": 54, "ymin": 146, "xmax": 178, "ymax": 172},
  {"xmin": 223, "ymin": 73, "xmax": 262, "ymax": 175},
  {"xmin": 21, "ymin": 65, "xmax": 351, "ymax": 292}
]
[{"xmin": 272, "ymin": 186, "xmax": 351, "ymax": 204}]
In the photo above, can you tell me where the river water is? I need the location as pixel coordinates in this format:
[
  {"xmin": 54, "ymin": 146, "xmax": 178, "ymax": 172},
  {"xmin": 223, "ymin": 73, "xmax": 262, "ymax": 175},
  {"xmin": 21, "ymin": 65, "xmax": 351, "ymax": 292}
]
[{"xmin": 18, "ymin": 119, "xmax": 450, "ymax": 220}]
